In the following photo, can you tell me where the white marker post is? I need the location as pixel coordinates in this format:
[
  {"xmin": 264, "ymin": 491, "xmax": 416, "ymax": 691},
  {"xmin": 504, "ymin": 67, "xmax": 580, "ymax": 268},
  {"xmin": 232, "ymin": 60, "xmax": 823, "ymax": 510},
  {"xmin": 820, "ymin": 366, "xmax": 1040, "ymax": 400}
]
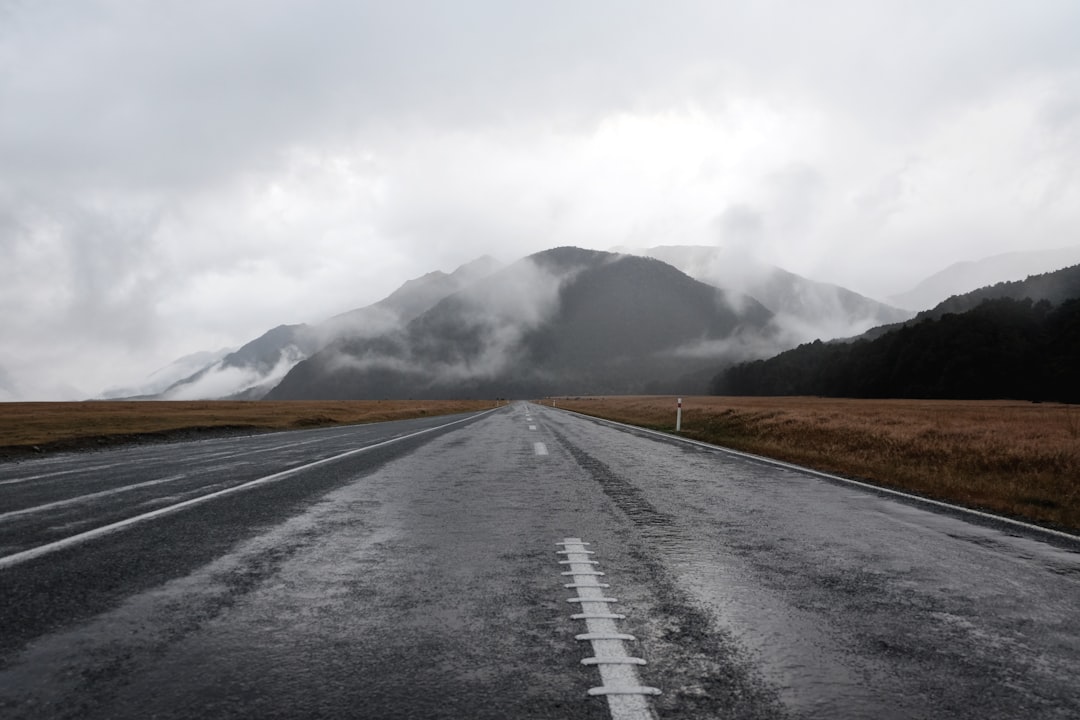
[{"xmin": 676, "ymin": 398, "xmax": 682, "ymax": 432}]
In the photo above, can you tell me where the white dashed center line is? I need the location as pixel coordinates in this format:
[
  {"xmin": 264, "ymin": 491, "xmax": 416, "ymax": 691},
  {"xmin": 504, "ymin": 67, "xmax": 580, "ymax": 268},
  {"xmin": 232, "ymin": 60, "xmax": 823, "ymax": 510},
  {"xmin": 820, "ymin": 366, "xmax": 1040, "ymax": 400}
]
[
  {"xmin": 557, "ymin": 538, "xmax": 660, "ymax": 720},
  {"xmin": 533, "ymin": 442, "xmax": 549, "ymax": 456},
  {"xmin": 529, "ymin": 425, "xmax": 538, "ymax": 431}
]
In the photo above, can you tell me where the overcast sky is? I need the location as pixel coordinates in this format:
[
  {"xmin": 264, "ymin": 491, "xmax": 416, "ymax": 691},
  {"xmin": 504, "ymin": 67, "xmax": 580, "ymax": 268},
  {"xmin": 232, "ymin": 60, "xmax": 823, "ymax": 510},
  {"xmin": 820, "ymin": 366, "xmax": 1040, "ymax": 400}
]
[{"xmin": 2, "ymin": 1, "xmax": 1079, "ymax": 399}]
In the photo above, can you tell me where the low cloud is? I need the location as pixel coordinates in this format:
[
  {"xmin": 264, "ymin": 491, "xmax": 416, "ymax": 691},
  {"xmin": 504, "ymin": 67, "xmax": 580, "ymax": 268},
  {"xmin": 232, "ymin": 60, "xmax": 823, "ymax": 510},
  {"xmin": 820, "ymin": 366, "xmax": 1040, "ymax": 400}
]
[
  {"xmin": 320, "ymin": 255, "xmax": 577, "ymax": 388},
  {"xmin": 165, "ymin": 346, "xmax": 304, "ymax": 400},
  {"xmin": 666, "ymin": 332, "xmax": 785, "ymax": 365}
]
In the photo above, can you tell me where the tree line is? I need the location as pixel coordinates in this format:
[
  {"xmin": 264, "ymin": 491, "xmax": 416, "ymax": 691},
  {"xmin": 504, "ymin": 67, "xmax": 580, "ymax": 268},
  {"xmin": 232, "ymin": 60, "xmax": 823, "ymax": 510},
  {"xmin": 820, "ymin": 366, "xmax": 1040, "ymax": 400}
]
[{"xmin": 712, "ymin": 297, "xmax": 1080, "ymax": 403}]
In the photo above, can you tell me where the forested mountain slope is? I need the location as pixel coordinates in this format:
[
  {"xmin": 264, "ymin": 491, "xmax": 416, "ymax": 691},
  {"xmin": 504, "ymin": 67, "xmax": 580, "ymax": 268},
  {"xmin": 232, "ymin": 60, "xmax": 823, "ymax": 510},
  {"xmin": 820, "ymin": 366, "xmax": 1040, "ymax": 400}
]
[{"xmin": 713, "ymin": 265, "xmax": 1080, "ymax": 402}]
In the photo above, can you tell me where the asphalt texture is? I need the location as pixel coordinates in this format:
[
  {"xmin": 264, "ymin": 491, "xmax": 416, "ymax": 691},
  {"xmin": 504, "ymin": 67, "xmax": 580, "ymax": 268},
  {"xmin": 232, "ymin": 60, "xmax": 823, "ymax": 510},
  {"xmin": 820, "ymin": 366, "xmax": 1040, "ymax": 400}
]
[{"xmin": 0, "ymin": 403, "xmax": 1077, "ymax": 719}]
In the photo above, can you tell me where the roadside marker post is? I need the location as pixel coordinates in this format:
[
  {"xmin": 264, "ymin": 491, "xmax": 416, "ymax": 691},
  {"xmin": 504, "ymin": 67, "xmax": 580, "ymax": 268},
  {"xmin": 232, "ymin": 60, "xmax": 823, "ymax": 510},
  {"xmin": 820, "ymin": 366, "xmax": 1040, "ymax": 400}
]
[{"xmin": 676, "ymin": 398, "xmax": 682, "ymax": 432}]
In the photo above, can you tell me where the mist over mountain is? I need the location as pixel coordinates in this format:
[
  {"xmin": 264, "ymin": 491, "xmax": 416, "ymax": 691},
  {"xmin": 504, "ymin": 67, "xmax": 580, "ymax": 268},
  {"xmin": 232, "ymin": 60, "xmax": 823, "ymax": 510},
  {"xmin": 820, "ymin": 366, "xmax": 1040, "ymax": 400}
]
[
  {"xmin": 147, "ymin": 256, "xmax": 503, "ymax": 400},
  {"xmin": 1, "ymin": 364, "xmax": 87, "ymax": 402},
  {"xmin": 919, "ymin": 263, "xmax": 1080, "ymax": 319},
  {"xmin": 109, "ymin": 243, "xmax": 969, "ymax": 403},
  {"xmin": 621, "ymin": 245, "xmax": 912, "ymax": 341},
  {"xmin": 321, "ymin": 256, "xmax": 503, "ymax": 341},
  {"xmin": 267, "ymin": 248, "xmax": 776, "ymax": 400},
  {"xmin": 889, "ymin": 245, "xmax": 1080, "ymax": 311},
  {"xmin": 714, "ymin": 264, "xmax": 1080, "ymax": 402},
  {"xmin": 101, "ymin": 348, "xmax": 234, "ymax": 399},
  {"xmin": 162, "ymin": 325, "xmax": 317, "ymax": 401}
]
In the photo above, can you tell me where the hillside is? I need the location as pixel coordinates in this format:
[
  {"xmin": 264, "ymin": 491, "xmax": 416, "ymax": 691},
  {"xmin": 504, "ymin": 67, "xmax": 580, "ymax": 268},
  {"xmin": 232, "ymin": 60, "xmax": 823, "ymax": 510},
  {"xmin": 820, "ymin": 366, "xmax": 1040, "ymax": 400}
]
[
  {"xmin": 267, "ymin": 248, "xmax": 776, "ymax": 399},
  {"xmin": 624, "ymin": 245, "xmax": 912, "ymax": 341},
  {"xmin": 110, "ymin": 246, "xmax": 923, "ymax": 402},
  {"xmin": 149, "ymin": 257, "xmax": 502, "ymax": 400},
  {"xmin": 713, "ymin": 265, "xmax": 1080, "ymax": 402},
  {"xmin": 890, "ymin": 245, "xmax": 1080, "ymax": 310}
]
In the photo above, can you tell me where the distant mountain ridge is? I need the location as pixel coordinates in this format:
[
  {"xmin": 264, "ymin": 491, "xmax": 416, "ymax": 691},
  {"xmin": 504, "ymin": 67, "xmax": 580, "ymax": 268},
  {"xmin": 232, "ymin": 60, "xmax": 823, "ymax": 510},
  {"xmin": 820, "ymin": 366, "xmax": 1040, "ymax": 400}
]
[
  {"xmin": 621, "ymin": 245, "xmax": 912, "ymax": 342},
  {"xmin": 320, "ymin": 256, "xmax": 502, "ymax": 340},
  {"xmin": 148, "ymin": 256, "xmax": 503, "ymax": 400},
  {"xmin": 921, "ymin": 263, "xmax": 1080, "ymax": 318},
  {"xmin": 100, "ymin": 348, "xmax": 233, "ymax": 399},
  {"xmin": 714, "ymin": 264, "xmax": 1080, "ymax": 402},
  {"xmin": 115, "ymin": 244, "xmax": 1079, "ymax": 402},
  {"xmin": 889, "ymin": 245, "xmax": 1080, "ymax": 311},
  {"xmin": 267, "ymin": 247, "xmax": 776, "ymax": 399},
  {"xmin": 117, "ymin": 245, "xmax": 910, "ymax": 401},
  {"xmin": 860, "ymin": 262, "xmax": 1080, "ymax": 341}
]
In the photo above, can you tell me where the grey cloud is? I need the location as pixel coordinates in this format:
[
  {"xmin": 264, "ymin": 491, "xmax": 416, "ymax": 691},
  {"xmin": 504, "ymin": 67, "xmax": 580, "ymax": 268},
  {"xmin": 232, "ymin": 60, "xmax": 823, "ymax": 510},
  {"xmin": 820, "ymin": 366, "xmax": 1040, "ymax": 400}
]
[
  {"xmin": 713, "ymin": 205, "xmax": 765, "ymax": 254},
  {"xmin": 6, "ymin": 0, "xmax": 1079, "ymax": 194},
  {"xmin": 0, "ymin": 1, "xmax": 723, "ymax": 194},
  {"xmin": 0, "ymin": 192, "xmax": 167, "ymax": 348},
  {"xmin": 5, "ymin": 1, "xmax": 1078, "ymax": 200}
]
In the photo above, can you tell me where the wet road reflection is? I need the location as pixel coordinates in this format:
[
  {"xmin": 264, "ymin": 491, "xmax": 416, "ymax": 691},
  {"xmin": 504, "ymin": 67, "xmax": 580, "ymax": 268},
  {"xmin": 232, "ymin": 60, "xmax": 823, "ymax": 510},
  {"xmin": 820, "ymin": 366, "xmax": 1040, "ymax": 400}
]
[{"xmin": 1, "ymin": 403, "xmax": 1077, "ymax": 719}]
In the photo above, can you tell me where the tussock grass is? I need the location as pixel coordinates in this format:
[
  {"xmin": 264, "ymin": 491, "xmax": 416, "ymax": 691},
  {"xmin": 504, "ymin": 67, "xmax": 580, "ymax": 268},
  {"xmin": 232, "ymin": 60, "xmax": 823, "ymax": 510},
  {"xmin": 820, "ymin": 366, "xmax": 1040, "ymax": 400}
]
[
  {"xmin": 552, "ymin": 396, "xmax": 1080, "ymax": 533},
  {"xmin": 0, "ymin": 400, "xmax": 497, "ymax": 454}
]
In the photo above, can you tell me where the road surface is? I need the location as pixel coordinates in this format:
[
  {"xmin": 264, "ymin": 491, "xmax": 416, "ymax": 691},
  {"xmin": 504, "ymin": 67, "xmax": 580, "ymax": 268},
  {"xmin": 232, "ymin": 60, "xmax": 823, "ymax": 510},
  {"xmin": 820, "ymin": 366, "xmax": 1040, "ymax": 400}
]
[{"xmin": 1, "ymin": 402, "xmax": 1078, "ymax": 719}]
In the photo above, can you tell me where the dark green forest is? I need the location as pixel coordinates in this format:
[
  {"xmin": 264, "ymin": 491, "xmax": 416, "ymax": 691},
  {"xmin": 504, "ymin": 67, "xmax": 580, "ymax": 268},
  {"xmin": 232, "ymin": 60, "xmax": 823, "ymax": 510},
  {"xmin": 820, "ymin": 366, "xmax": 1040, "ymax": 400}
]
[{"xmin": 713, "ymin": 297, "xmax": 1080, "ymax": 402}]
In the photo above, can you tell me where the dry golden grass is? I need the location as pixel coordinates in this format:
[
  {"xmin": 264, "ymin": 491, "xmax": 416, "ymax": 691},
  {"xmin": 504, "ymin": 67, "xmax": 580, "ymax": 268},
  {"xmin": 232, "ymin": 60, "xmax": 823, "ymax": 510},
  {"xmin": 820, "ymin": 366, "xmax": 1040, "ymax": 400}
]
[
  {"xmin": 0, "ymin": 400, "xmax": 497, "ymax": 453},
  {"xmin": 552, "ymin": 396, "xmax": 1080, "ymax": 533}
]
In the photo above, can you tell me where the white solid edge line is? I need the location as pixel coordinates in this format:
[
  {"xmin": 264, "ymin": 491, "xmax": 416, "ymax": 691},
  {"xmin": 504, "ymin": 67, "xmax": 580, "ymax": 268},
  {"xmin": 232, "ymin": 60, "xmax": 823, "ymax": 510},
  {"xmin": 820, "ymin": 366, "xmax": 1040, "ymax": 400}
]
[
  {"xmin": 0, "ymin": 409, "xmax": 495, "ymax": 571},
  {"xmin": 558, "ymin": 408, "xmax": 1080, "ymax": 543}
]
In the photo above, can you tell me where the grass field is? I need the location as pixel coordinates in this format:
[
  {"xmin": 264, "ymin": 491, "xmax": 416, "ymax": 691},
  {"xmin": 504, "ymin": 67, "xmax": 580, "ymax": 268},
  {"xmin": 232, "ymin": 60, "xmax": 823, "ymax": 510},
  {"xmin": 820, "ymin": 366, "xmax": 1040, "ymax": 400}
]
[
  {"xmin": 0, "ymin": 400, "xmax": 497, "ymax": 457},
  {"xmin": 550, "ymin": 396, "xmax": 1080, "ymax": 534}
]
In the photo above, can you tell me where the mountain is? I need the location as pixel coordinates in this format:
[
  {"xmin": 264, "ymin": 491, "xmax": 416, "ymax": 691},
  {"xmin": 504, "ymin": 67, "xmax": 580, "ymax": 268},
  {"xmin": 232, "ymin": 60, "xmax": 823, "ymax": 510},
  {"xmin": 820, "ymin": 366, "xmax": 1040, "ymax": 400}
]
[
  {"xmin": 161, "ymin": 325, "xmax": 318, "ymax": 401},
  {"xmin": 919, "ymin": 263, "xmax": 1080, "ymax": 318},
  {"xmin": 154, "ymin": 256, "xmax": 502, "ymax": 400},
  {"xmin": 621, "ymin": 245, "xmax": 912, "ymax": 342},
  {"xmin": 101, "ymin": 348, "xmax": 234, "ymax": 399},
  {"xmin": 713, "ymin": 264, "xmax": 1080, "ymax": 402},
  {"xmin": 267, "ymin": 247, "xmax": 777, "ymax": 400},
  {"xmin": 129, "ymin": 245, "xmax": 928, "ymax": 402},
  {"xmin": 322, "ymin": 256, "xmax": 502, "ymax": 338},
  {"xmin": 889, "ymin": 245, "xmax": 1080, "ymax": 311}
]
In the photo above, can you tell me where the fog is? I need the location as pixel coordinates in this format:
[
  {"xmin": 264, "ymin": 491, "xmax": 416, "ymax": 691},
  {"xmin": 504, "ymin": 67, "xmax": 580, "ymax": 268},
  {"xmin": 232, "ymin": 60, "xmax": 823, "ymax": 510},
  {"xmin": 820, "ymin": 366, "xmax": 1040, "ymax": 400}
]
[
  {"xmin": 319, "ymin": 256, "xmax": 576, "ymax": 390},
  {"xmin": 164, "ymin": 348, "xmax": 305, "ymax": 401}
]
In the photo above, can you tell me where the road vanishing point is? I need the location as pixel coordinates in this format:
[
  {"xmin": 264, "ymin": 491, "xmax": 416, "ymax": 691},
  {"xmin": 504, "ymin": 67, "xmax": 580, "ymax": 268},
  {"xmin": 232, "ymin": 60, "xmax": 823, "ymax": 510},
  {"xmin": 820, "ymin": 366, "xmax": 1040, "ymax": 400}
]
[{"xmin": 1, "ymin": 402, "xmax": 1078, "ymax": 719}]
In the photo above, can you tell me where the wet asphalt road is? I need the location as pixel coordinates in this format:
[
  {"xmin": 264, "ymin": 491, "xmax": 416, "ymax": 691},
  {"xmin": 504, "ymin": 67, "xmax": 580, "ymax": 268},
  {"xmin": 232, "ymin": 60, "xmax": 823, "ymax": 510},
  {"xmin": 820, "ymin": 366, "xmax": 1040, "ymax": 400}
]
[{"xmin": 1, "ymin": 402, "xmax": 1078, "ymax": 719}]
